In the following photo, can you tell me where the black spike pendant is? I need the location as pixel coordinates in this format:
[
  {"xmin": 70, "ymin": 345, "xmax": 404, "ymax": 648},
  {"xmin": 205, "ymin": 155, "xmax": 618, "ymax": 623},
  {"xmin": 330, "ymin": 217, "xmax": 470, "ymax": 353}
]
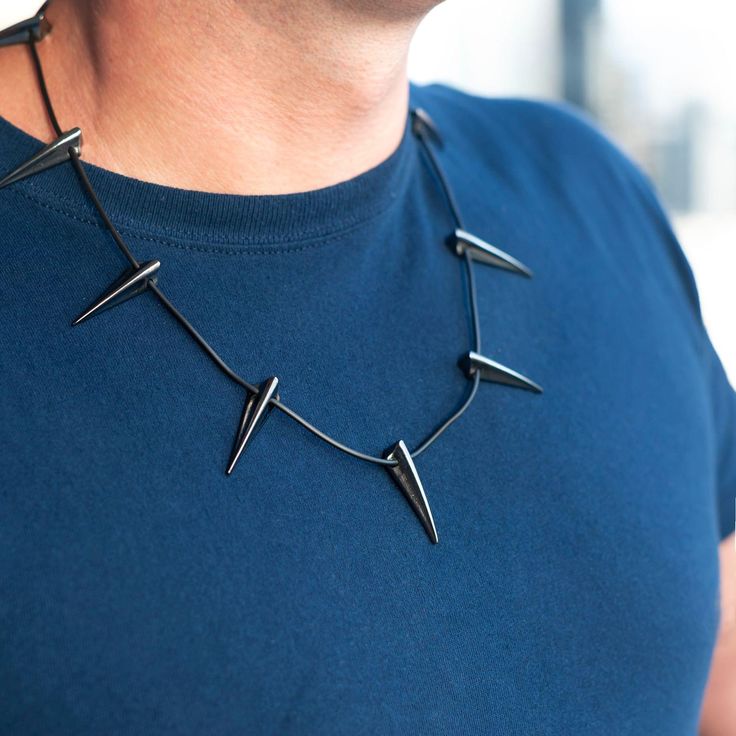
[
  {"xmin": 0, "ymin": 2, "xmax": 51, "ymax": 48},
  {"xmin": 73, "ymin": 260, "xmax": 160, "ymax": 325},
  {"xmin": 385, "ymin": 440, "xmax": 439, "ymax": 544},
  {"xmin": 462, "ymin": 350, "xmax": 542, "ymax": 393},
  {"xmin": 226, "ymin": 377, "xmax": 280, "ymax": 475},
  {"xmin": 454, "ymin": 228, "xmax": 532, "ymax": 277},
  {"xmin": 0, "ymin": 128, "xmax": 82, "ymax": 189},
  {"xmin": 411, "ymin": 107, "xmax": 443, "ymax": 147}
]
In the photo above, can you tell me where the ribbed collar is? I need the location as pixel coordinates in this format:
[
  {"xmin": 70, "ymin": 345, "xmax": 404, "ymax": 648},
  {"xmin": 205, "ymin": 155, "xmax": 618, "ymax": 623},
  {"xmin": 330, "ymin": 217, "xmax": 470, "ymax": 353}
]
[{"xmin": 0, "ymin": 109, "xmax": 419, "ymax": 249}]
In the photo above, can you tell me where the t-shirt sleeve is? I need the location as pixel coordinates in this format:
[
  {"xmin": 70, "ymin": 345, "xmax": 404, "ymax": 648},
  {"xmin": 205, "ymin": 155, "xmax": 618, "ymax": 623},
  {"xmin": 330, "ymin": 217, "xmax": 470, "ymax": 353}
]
[
  {"xmin": 629, "ymin": 162, "xmax": 736, "ymax": 542},
  {"xmin": 510, "ymin": 99, "xmax": 736, "ymax": 541},
  {"xmin": 704, "ymin": 335, "xmax": 736, "ymax": 540}
]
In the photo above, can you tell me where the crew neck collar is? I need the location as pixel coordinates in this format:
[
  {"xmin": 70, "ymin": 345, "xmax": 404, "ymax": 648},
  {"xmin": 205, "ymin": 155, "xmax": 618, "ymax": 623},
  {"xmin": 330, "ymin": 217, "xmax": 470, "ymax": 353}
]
[{"xmin": 0, "ymin": 106, "xmax": 420, "ymax": 248}]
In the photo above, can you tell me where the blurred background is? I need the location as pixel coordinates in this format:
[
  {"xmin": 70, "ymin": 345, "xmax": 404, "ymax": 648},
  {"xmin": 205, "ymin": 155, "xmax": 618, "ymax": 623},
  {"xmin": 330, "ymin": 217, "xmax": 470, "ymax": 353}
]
[{"xmin": 411, "ymin": 0, "xmax": 736, "ymax": 381}]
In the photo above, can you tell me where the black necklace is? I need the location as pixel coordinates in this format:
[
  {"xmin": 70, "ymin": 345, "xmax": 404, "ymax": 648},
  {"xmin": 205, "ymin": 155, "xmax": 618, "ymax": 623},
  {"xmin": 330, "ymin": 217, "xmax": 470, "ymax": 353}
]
[{"xmin": 0, "ymin": 3, "xmax": 542, "ymax": 544}]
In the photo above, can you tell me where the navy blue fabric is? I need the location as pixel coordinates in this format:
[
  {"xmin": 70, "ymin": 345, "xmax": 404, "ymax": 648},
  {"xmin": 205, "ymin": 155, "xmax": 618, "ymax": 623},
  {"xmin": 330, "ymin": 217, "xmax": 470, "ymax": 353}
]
[{"xmin": 1, "ymin": 84, "xmax": 735, "ymax": 735}]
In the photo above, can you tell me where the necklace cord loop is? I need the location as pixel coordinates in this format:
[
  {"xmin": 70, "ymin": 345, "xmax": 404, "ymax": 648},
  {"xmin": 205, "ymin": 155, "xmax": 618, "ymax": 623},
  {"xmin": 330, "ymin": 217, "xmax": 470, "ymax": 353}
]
[{"xmin": 23, "ymin": 36, "xmax": 499, "ymax": 469}]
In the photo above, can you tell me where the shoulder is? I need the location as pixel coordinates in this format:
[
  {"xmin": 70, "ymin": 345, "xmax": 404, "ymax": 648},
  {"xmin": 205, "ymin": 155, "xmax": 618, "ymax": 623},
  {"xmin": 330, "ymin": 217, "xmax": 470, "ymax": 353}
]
[
  {"xmin": 412, "ymin": 82, "xmax": 594, "ymax": 133},
  {"xmin": 409, "ymin": 83, "xmax": 704, "ymax": 324},
  {"xmin": 410, "ymin": 82, "xmax": 642, "ymax": 187}
]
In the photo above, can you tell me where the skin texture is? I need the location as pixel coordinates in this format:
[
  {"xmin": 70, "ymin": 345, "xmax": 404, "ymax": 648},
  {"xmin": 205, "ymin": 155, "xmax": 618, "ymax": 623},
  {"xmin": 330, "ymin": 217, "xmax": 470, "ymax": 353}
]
[
  {"xmin": 0, "ymin": 1, "xmax": 733, "ymax": 730},
  {"xmin": 701, "ymin": 536, "xmax": 736, "ymax": 735},
  {"xmin": 0, "ymin": 0, "xmax": 439, "ymax": 193}
]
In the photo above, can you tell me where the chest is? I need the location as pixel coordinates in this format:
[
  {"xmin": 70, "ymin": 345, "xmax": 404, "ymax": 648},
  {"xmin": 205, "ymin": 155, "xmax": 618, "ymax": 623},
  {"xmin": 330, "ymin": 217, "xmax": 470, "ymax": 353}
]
[{"xmin": 0, "ymin": 199, "xmax": 721, "ymax": 735}]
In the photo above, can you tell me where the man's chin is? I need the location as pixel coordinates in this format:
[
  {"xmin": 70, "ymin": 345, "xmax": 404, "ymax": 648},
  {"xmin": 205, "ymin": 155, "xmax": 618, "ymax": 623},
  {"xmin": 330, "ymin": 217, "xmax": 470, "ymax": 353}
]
[{"xmin": 335, "ymin": 0, "xmax": 446, "ymax": 22}]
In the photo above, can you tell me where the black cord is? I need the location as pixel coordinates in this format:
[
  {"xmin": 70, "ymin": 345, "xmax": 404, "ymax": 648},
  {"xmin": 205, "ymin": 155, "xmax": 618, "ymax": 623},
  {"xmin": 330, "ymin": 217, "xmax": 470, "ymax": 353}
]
[
  {"xmin": 29, "ymin": 39, "xmax": 140, "ymax": 269},
  {"xmin": 149, "ymin": 282, "xmax": 396, "ymax": 466},
  {"xmin": 69, "ymin": 151, "xmax": 140, "ymax": 269},
  {"xmin": 464, "ymin": 250, "xmax": 482, "ymax": 354},
  {"xmin": 148, "ymin": 282, "xmax": 256, "ymax": 394},
  {"xmin": 412, "ymin": 370, "xmax": 480, "ymax": 459},
  {"xmin": 416, "ymin": 135, "xmax": 464, "ymax": 228},
  {"xmin": 416, "ymin": 134, "xmax": 482, "ymax": 354},
  {"xmin": 26, "ymin": 38, "xmax": 483, "ymax": 467},
  {"xmin": 28, "ymin": 37, "xmax": 61, "ymax": 137}
]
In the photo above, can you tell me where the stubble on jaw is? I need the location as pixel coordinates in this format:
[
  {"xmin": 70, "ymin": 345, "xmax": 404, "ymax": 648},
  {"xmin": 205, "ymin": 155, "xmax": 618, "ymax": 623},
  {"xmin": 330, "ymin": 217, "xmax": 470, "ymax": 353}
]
[
  {"xmin": 232, "ymin": 0, "xmax": 445, "ymax": 25},
  {"xmin": 334, "ymin": 0, "xmax": 445, "ymax": 20}
]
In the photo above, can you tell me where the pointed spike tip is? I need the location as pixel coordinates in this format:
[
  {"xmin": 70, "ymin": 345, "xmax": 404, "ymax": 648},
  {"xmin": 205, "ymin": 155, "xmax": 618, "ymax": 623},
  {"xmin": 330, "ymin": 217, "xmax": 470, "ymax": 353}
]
[
  {"xmin": 72, "ymin": 260, "xmax": 160, "ymax": 326},
  {"xmin": 227, "ymin": 394, "xmax": 256, "ymax": 473},
  {"xmin": 226, "ymin": 377, "xmax": 279, "ymax": 476},
  {"xmin": 465, "ymin": 351, "xmax": 543, "ymax": 394},
  {"xmin": 0, "ymin": 128, "xmax": 82, "ymax": 190},
  {"xmin": 385, "ymin": 440, "xmax": 439, "ymax": 544},
  {"xmin": 454, "ymin": 229, "xmax": 533, "ymax": 277}
]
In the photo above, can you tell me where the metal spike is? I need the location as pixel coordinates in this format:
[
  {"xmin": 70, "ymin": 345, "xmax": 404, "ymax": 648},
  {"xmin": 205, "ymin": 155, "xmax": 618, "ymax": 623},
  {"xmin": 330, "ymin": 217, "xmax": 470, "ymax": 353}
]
[
  {"xmin": 411, "ymin": 107, "xmax": 443, "ymax": 147},
  {"xmin": 463, "ymin": 350, "xmax": 542, "ymax": 393},
  {"xmin": 0, "ymin": 128, "xmax": 82, "ymax": 189},
  {"xmin": 226, "ymin": 376, "xmax": 279, "ymax": 475},
  {"xmin": 385, "ymin": 440, "xmax": 438, "ymax": 544},
  {"xmin": 73, "ymin": 260, "xmax": 160, "ymax": 325},
  {"xmin": 227, "ymin": 379, "xmax": 280, "ymax": 469},
  {"xmin": 0, "ymin": 2, "xmax": 51, "ymax": 47},
  {"xmin": 454, "ymin": 229, "xmax": 532, "ymax": 277}
]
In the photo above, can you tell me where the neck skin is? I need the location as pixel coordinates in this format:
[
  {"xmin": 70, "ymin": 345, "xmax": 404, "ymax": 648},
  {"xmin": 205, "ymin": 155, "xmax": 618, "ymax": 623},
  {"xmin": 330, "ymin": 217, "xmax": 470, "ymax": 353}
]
[{"xmin": 0, "ymin": 0, "xmax": 433, "ymax": 194}]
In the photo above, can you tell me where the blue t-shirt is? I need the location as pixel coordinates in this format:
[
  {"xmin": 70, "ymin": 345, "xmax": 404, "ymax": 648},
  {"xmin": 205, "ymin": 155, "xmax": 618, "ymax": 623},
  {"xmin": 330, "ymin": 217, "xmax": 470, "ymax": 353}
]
[{"xmin": 1, "ymin": 84, "xmax": 735, "ymax": 735}]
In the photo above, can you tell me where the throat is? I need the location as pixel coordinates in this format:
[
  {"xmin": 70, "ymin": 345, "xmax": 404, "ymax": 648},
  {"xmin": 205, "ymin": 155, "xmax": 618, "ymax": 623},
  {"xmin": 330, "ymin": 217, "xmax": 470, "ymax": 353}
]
[{"xmin": 1, "ymin": 0, "xmax": 421, "ymax": 195}]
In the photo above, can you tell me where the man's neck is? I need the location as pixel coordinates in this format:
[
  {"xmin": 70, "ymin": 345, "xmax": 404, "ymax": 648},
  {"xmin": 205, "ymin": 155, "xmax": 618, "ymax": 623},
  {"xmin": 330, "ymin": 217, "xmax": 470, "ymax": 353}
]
[{"xmin": 1, "ymin": 0, "xmax": 430, "ymax": 194}]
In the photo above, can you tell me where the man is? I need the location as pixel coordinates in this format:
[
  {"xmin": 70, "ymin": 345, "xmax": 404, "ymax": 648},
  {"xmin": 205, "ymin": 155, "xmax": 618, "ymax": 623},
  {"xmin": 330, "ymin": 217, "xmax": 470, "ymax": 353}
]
[{"xmin": 0, "ymin": 1, "xmax": 734, "ymax": 734}]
